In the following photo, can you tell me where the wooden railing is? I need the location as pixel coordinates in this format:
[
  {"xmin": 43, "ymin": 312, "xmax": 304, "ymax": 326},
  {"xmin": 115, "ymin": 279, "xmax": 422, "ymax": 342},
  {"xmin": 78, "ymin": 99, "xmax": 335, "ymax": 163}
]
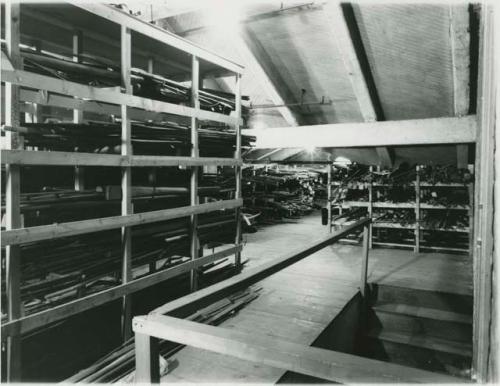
[
  {"xmin": 131, "ymin": 217, "xmax": 466, "ymax": 383},
  {"xmin": 132, "ymin": 313, "xmax": 463, "ymax": 384},
  {"xmin": 131, "ymin": 218, "xmax": 453, "ymax": 383}
]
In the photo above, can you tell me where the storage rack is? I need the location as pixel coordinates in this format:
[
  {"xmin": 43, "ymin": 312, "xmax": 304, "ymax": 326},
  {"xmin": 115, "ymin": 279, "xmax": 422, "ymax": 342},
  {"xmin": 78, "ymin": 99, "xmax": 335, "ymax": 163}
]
[
  {"xmin": 1, "ymin": 1, "xmax": 244, "ymax": 381},
  {"xmin": 329, "ymin": 165, "xmax": 473, "ymax": 254}
]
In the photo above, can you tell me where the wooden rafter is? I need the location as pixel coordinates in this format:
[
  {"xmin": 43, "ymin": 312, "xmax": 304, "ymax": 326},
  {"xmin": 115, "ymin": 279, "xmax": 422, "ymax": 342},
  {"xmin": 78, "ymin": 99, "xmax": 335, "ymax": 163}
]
[{"xmin": 323, "ymin": 2, "xmax": 392, "ymax": 167}]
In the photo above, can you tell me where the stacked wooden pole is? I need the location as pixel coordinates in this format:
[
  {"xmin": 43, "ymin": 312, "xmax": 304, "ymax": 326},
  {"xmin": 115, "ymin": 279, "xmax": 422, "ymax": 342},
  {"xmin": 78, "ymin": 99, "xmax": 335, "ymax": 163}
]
[{"xmin": 64, "ymin": 287, "xmax": 260, "ymax": 383}]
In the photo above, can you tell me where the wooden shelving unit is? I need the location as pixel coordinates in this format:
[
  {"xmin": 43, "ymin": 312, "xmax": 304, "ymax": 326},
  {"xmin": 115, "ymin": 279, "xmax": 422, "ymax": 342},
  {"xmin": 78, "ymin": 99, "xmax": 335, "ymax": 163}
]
[
  {"xmin": 330, "ymin": 165, "xmax": 473, "ymax": 254},
  {"xmin": 1, "ymin": 1, "xmax": 244, "ymax": 381}
]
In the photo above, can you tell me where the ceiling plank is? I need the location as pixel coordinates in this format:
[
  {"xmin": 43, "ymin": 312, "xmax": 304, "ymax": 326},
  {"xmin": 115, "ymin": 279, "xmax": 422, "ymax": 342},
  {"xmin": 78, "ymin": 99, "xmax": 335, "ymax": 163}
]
[
  {"xmin": 251, "ymin": 116, "xmax": 477, "ymax": 149},
  {"xmin": 236, "ymin": 28, "xmax": 301, "ymax": 127},
  {"xmin": 323, "ymin": 2, "xmax": 392, "ymax": 168},
  {"xmin": 449, "ymin": 4, "xmax": 471, "ymax": 168},
  {"xmin": 254, "ymin": 148, "xmax": 287, "ymax": 162}
]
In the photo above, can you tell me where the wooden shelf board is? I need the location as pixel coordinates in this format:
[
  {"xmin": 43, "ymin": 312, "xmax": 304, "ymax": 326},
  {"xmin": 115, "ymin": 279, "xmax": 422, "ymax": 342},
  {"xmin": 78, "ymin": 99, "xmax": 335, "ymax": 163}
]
[
  {"xmin": 419, "ymin": 245, "xmax": 469, "ymax": 253},
  {"xmin": 373, "ymin": 223, "xmax": 415, "ymax": 230},
  {"xmin": 372, "ymin": 241, "xmax": 415, "ymax": 248},
  {"xmin": 420, "ymin": 227, "xmax": 470, "ymax": 233},
  {"xmin": 342, "ymin": 201, "xmax": 470, "ymax": 210},
  {"xmin": 1, "ymin": 150, "xmax": 241, "ymax": 168}
]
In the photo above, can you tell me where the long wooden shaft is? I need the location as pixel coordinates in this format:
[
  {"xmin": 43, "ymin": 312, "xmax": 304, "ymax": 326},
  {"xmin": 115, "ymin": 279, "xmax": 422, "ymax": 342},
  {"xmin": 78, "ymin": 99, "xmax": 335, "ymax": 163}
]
[
  {"xmin": 121, "ymin": 25, "xmax": 133, "ymax": 341},
  {"xmin": 190, "ymin": 55, "xmax": 200, "ymax": 292},
  {"xmin": 4, "ymin": 1, "xmax": 22, "ymax": 381},
  {"xmin": 234, "ymin": 73, "xmax": 243, "ymax": 267},
  {"xmin": 73, "ymin": 29, "xmax": 85, "ymax": 191}
]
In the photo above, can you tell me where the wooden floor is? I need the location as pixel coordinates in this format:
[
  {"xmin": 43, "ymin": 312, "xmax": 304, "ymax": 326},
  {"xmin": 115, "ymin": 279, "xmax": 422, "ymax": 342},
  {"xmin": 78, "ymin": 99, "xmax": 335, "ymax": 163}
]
[{"xmin": 161, "ymin": 212, "xmax": 472, "ymax": 383}]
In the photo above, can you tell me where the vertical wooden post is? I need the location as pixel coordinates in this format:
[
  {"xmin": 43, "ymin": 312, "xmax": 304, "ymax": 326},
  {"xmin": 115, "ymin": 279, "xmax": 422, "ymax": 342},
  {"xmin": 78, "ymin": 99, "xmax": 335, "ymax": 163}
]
[
  {"xmin": 368, "ymin": 165, "xmax": 373, "ymax": 248},
  {"xmin": 190, "ymin": 55, "xmax": 200, "ymax": 292},
  {"xmin": 472, "ymin": 4, "xmax": 495, "ymax": 382},
  {"xmin": 414, "ymin": 165, "xmax": 420, "ymax": 253},
  {"xmin": 73, "ymin": 30, "xmax": 85, "ymax": 191},
  {"xmin": 120, "ymin": 25, "xmax": 133, "ymax": 341},
  {"xmin": 135, "ymin": 333, "xmax": 160, "ymax": 383},
  {"xmin": 327, "ymin": 157, "xmax": 332, "ymax": 233},
  {"xmin": 360, "ymin": 223, "xmax": 370, "ymax": 297},
  {"xmin": 234, "ymin": 73, "xmax": 243, "ymax": 268},
  {"xmin": 4, "ymin": 0, "xmax": 22, "ymax": 381},
  {"xmin": 468, "ymin": 180, "xmax": 474, "ymax": 257}
]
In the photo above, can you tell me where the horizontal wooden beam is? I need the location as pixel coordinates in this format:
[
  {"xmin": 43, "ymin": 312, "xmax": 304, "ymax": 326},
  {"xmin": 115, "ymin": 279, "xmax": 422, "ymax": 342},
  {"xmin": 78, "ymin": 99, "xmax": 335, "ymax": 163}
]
[
  {"xmin": 14, "ymin": 87, "xmax": 161, "ymax": 121},
  {"xmin": 132, "ymin": 314, "xmax": 463, "ymax": 383},
  {"xmin": 67, "ymin": 2, "xmax": 244, "ymax": 74},
  {"xmin": 1, "ymin": 68, "xmax": 241, "ymax": 126},
  {"xmin": 151, "ymin": 218, "xmax": 371, "ymax": 317},
  {"xmin": 1, "ymin": 199, "xmax": 242, "ymax": 246},
  {"xmin": 1, "ymin": 245, "xmax": 242, "ymax": 337},
  {"xmin": 1, "ymin": 150, "xmax": 241, "ymax": 168},
  {"xmin": 251, "ymin": 116, "xmax": 477, "ymax": 149}
]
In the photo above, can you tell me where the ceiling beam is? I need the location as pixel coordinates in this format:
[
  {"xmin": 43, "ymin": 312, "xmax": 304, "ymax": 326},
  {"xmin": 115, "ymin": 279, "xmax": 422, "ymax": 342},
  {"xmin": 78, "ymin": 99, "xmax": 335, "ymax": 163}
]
[
  {"xmin": 323, "ymin": 2, "xmax": 392, "ymax": 168},
  {"xmin": 449, "ymin": 4, "xmax": 471, "ymax": 168},
  {"xmin": 250, "ymin": 116, "xmax": 477, "ymax": 149}
]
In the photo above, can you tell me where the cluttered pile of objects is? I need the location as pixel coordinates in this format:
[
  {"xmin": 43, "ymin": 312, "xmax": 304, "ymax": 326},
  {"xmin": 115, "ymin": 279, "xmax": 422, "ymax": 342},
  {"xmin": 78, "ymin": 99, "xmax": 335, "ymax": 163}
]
[
  {"xmin": 325, "ymin": 163, "xmax": 473, "ymax": 253},
  {"xmin": 240, "ymin": 165, "xmax": 328, "ymax": 228}
]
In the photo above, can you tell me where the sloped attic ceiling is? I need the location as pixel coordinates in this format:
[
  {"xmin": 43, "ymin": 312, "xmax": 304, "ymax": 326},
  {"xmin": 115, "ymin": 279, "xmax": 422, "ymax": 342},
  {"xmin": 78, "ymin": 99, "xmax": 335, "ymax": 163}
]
[
  {"xmin": 154, "ymin": 1, "xmax": 477, "ymax": 166},
  {"xmin": 353, "ymin": 3, "xmax": 456, "ymax": 120}
]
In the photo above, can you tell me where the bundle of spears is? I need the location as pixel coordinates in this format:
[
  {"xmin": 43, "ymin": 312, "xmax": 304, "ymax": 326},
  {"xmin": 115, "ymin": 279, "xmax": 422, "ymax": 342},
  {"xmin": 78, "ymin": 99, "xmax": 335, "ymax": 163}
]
[
  {"xmin": 419, "ymin": 165, "xmax": 473, "ymax": 185},
  {"xmin": 21, "ymin": 49, "xmax": 249, "ymax": 117},
  {"xmin": 3, "ymin": 121, "xmax": 255, "ymax": 157},
  {"xmin": 241, "ymin": 167, "xmax": 323, "ymax": 224},
  {"xmin": 1, "ymin": 212, "xmax": 237, "ymax": 319},
  {"xmin": 64, "ymin": 286, "xmax": 261, "ymax": 383}
]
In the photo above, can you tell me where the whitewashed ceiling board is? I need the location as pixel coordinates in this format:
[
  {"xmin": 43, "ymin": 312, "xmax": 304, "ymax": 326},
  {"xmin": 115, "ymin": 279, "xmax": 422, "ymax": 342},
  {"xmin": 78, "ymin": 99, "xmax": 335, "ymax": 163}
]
[
  {"xmin": 353, "ymin": 3, "xmax": 455, "ymax": 120},
  {"xmin": 245, "ymin": 7, "xmax": 364, "ymax": 124}
]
